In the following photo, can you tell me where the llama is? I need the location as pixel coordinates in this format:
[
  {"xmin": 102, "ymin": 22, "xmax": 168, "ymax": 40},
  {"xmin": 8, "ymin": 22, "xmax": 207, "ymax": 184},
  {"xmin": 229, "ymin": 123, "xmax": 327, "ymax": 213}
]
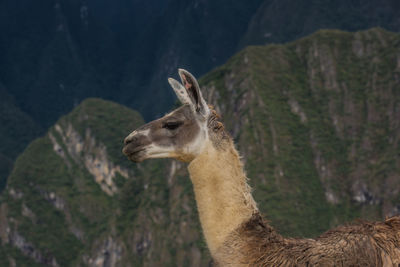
[{"xmin": 122, "ymin": 69, "xmax": 400, "ymax": 266}]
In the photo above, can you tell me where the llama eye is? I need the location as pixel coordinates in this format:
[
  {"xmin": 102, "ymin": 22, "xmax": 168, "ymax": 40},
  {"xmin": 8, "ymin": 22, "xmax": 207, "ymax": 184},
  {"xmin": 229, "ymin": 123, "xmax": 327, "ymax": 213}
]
[{"xmin": 163, "ymin": 121, "xmax": 182, "ymax": 130}]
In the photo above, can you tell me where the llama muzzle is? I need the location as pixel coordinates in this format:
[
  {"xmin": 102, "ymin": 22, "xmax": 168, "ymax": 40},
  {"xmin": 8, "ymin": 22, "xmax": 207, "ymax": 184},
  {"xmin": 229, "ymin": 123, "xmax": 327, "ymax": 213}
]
[{"xmin": 122, "ymin": 133, "xmax": 151, "ymax": 162}]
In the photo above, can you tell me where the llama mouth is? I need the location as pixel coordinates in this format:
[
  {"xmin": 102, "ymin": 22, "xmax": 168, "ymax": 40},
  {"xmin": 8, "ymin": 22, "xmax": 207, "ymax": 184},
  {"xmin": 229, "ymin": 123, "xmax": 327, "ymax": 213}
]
[
  {"xmin": 129, "ymin": 155, "xmax": 144, "ymax": 163},
  {"xmin": 122, "ymin": 145, "xmax": 147, "ymax": 162}
]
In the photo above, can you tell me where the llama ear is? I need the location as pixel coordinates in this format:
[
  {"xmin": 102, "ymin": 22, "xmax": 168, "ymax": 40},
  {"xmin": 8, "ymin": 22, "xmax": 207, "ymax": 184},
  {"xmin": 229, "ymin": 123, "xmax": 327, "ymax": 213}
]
[
  {"xmin": 178, "ymin": 69, "xmax": 209, "ymax": 117},
  {"xmin": 168, "ymin": 78, "xmax": 191, "ymax": 105}
]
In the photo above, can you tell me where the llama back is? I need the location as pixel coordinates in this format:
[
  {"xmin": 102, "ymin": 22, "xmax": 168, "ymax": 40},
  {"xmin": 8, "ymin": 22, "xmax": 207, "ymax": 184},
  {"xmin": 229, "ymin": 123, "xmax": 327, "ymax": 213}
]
[
  {"xmin": 310, "ymin": 215, "xmax": 400, "ymax": 266},
  {"xmin": 214, "ymin": 214, "xmax": 400, "ymax": 266}
]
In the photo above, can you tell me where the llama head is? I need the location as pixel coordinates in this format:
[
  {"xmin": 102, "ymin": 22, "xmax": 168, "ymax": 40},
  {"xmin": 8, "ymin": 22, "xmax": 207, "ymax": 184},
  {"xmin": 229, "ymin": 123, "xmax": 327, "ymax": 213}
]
[{"xmin": 123, "ymin": 69, "xmax": 212, "ymax": 163}]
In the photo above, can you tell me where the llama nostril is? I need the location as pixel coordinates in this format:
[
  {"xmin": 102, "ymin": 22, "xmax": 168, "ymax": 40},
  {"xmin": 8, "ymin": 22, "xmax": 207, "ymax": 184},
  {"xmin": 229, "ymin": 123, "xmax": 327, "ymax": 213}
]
[
  {"xmin": 124, "ymin": 137, "xmax": 132, "ymax": 145},
  {"xmin": 124, "ymin": 135, "xmax": 138, "ymax": 145}
]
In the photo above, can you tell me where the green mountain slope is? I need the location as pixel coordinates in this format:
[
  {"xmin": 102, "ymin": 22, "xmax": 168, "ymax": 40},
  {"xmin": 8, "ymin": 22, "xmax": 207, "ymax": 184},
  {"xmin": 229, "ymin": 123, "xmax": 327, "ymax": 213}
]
[
  {"xmin": 0, "ymin": 99, "xmax": 210, "ymax": 266},
  {"xmin": 201, "ymin": 27, "xmax": 400, "ymax": 236},
  {"xmin": 0, "ymin": 28, "xmax": 399, "ymax": 266}
]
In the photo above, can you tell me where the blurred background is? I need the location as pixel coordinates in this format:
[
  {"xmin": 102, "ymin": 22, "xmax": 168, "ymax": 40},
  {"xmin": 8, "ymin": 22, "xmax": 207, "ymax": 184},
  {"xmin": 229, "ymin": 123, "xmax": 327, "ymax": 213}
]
[{"xmin": 0, "ymin": 0, "xmax": 399, "ymax": 266}]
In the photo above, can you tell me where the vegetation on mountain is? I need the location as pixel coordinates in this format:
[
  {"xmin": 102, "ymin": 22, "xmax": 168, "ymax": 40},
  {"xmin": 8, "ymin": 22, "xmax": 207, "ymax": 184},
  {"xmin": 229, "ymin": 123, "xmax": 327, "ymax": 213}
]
[
  {"xmin": 0, "ymin": 98, "xmax": 209, "ymax": 266},
  {"xmin": 201, "ymin": 27, "xmax": 400, "ymax": 236}
]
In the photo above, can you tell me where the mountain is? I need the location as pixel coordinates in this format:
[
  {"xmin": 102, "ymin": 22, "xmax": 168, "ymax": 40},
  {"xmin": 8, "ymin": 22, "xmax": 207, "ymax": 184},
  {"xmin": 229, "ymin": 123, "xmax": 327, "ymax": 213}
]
[
  {"xmin": 1, "ymin": 0, "xmax": 399, "ymax": 127},
  {"xmin": 0, "ymin": 98, "xmax": 210, "ymax": 266},
  {"xmin": 0, "ymin": 0, "xmax": 263, "ymax": 184},
  {"xmin": 240, "ymin": 0, "xmax": 400, "ymax": 47},
  {"xmin": 0, "ymin": 85, "xmax": 42, "ymax": 191},
  {"xmin": 201, "ymin": 27, "xmax": 400, "ymax": 236},
  {"xmin": 1, "ymin": 28, "xmax": 399, "ymax": 266},
  {"xmin": 0, "ymin": 0, "xmax": 260, "ymax": 188},
  {"xmin": 0, "ymin": 0, "xmax": 263, "ymax": 126},
  {"xmin": 1, "ymin": 0, "xmax": 400, "ymax": 187}
]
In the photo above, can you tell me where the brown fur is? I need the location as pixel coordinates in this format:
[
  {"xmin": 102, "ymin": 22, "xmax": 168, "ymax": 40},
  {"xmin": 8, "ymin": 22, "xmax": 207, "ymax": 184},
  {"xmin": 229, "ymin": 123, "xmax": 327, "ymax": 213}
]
[{"xmin": 215, "ymin": 213, "xmax": 400, "ymax": 266}]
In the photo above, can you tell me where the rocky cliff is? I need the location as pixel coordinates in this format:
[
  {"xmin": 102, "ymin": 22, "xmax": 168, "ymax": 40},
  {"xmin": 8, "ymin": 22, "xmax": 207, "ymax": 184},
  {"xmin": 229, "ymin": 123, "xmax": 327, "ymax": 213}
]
[
  {"xmin": 0, "ymin": 28, "xmax": 399, "ymax": 266},
  {"xmin": 0, "ymin": 99, "xmax": 210, "ymax": 266}
]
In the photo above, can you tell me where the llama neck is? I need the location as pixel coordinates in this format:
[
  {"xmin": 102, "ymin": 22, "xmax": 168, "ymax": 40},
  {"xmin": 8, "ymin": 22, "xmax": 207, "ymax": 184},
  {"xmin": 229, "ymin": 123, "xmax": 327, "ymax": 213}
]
[{"xmin": 187, "ymin": 141, "xmax": 258, "ymax": 255}]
